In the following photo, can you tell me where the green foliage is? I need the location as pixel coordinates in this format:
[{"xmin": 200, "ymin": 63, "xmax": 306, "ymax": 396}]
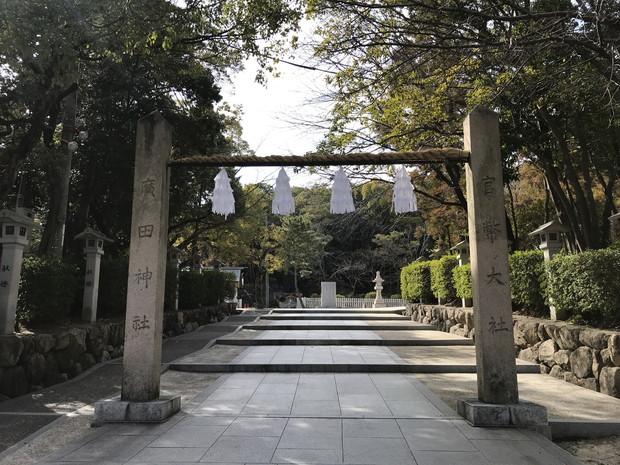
[
  {"xmin": 430, "ymin": 256, "xmax": 458, "ymax": 302},
  {"xmin": 97, "ymin": 254, "xmax": 129, "ymax": 318},
  {"xmin": 17, "ymin": 256, "xmax": 79, "ymax": 326},
  {"xmin": 400, "ymin": 261, "xmax": 433, "ymax": 303},
  {"xmin": 453, "ymin": 264, "xmax": 472, "ymax": 300},
  {"xmin": 365, "ymin": 291, "xmax": 376, "ymax": 299},
  {"xmin": 178, "ymin": 270, "xmax": 236, "ymax": 310},
  {"xmin": 509, "ymin": 250, "xmax": 547, "ymax": 316},
  {"xmin": 390, "ymin": 294, "xmax": 401, "ymax": 299},
  {"xmin": 547, "ymin": 249, "xmax": 620, "ymax": 322}
]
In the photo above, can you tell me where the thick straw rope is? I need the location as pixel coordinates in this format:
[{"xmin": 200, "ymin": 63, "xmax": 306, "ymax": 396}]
[{"xmin": 168, "ymin": 148, "xmax": 468, "ymax": 167}]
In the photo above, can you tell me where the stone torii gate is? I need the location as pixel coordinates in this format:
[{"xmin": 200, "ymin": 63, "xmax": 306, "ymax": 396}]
[{"xmin": 94, "ymin": 106, "xmax": 546, "ymax": 429}]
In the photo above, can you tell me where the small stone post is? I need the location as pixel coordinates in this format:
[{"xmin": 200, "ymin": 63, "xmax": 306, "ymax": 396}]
[
  {"xmin": 75, "ymin": 228, "xmax": 112, "ymax": 323},
  {"xmin": 321, "ymin": 282, "xmax": 337, "ymax": 308},
  {"xmin": 450, "ymin": 241, "xmax": 472, "ymax": 307},
  {"xmin": 464, "ymin": 107, "xmax": 519, "ymax": 405},
  {"xmin": 94, "ymin": 112, "xmax": 179, "ymax": 424},
  {"xmin": 167, "ymin": 247, "xmax": 182, "ymax": 311},
  {"xmin": 372, "ymin": 271, "xmax": 385, "ymax": 308},
  {"xmin": 0, "ymin": 210, "xmax": 37, "ymax": 334},
  {"xmin": 529, "ymin": 220, "xmax": 570, "ymax": 320},
  {"xmin": 458, "ymin": 106, "xmax": 547, "ymax": 429}
]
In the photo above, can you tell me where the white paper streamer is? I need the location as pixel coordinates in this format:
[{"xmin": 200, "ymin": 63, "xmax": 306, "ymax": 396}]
[
  {"xmin": 392, "ymin": 167, "xmax": 418, "ymax": 213},
  {"xmin": 212, "ymin": 168, "xmax": 235, "ymax": 218},
  {"xmin": 272, "ymin": 168, "xmax": 295, "ymax": 215},
  {"xmin": 330, "ymin": 167, "xmax": 355, "ymax": 213}
]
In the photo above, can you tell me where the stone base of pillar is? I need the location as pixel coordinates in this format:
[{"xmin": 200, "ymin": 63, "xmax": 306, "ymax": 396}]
[
  {"xmin": 457, "ymin": 398, "xmax": 550, "ymax": 437},
  {"xmin": 373, "ymin": 299, "xmax": 385, "ymax": 308},
  {"xmin": 92, "ymin": 395, "xmax": 181, "ymax": 426}
]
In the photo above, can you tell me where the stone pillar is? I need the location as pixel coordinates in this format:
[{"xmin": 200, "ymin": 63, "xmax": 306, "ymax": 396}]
[
  {"xmin": 321, "ymin": 282, "xmax": 337, "ymax": 308},
  {"xmin": 94, "ymin": 112, "xmax": 179, "ymax": 425},
  {"xmin": 372, "ymin": 271, "xmax": 385, "ymax": 308},
  {"xmin": 167, "ymin": 247, "xmax": 182, "ymax": 312},
  {"xmin": 191, "ymin": 253, "xmax": 203, "ymax": 273},
  {"xmin": 121, "ymin": 111, "xmax": 171, "ymax": 402},
  {"xmin": 75, "ymin": 228, "xmax": 112, "ymax": 323},
  {"xmin": 0, "ymin": 210, "xmax": 37, "ymax": 334},
  {"xmin": 464, "ymin": 107, "xmax": 519, "ymax": 405}
]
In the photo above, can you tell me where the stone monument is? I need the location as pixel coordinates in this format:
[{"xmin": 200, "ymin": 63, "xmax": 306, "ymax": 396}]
[
  {"xmin": 93, "ymin": 111, "xmax": 180, "ymax": 424},
  {"xmin": 458, "ymin": 107, "xmax": 547, "ymax": 430},
  {"xmin": 320, "ymin": 282, "xmax": 337, "ymax": 308}
]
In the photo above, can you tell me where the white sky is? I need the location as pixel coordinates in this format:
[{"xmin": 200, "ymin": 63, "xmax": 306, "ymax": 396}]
[{"xmin": 222, "ymin": 55, "xmax": 332, "ymax": 187}]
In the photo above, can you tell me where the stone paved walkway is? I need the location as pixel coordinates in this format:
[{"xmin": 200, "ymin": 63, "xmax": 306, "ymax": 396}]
[{"xmin": 36, "ymin": 307, "xmax": 584, "ymax": 465}]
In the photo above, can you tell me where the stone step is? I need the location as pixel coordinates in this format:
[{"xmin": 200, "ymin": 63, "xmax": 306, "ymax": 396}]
[
  {"xmin": 270, "ymin": 308, "xmax": 404, "ymax": 314},
  {"xmin": 215, "ymin": 338, "xmax": 474, "ymax": 346},
  {"xmin": 260, "ymin": 313, "xmax": 410, "ymax": 320},
  {"xmin": 169, "ymin": 362, "xmax": 541, "ymax": 374},
  {"xmin": 242, "ymin": 323, "xmax": 435, "ymax": 331}
]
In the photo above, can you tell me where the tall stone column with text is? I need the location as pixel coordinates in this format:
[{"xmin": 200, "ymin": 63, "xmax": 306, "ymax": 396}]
[
  {"xmin": 122, "ymin": 112, "xmax": 171, "ymax": 402},
  {"xmin": 93, "ymin": 112, "xmax": 179, "ymax": 425},
  {"xmin": 458, "ymin": 107, "xmax": 547, "ymax": 430},
  {"xmin": 464, "ymin": 107, "xmax": 519, "ymax": 405}
]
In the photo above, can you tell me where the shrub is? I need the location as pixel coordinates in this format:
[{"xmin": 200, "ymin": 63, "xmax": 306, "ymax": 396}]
[
  {"xmin": 390, "ymin": 294, "xmax": 401, "ymax": 299},
  {"xmin": 164, "ymin": 264, "xmax": 179, "ymax": 311},
  {"xmin": 430, "ymin": 255, "xmax": 458, "ymax": 302},
  {"xmin": 400, "ymin": 261, "xmax": 433, "ymax": 303},
  {"xmin": 17, "ymin": 256, "xmax": 80, "ymax": 326},
  {"xmin": 453, "ymin": 264, "xmax": 472, "ymax": 299},
  {"xmin": 509, "ymin": 250, "xmax": 547, "ymax": 316},
  {"xmin": 178, "ymin": 270, "xmax": 236, "ymax": 310},
  {"xmin": 365, "ymin": 291, "xmax": 376, "ymax": 299},
  {"xmin": 547, "ymin": 248, "xmax": 620, "ymax": 321}
]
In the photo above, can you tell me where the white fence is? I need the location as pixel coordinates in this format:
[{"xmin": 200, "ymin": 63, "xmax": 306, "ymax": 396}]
[{"xmin": 299, "ymin": 297, "xmax": 405, "ymax": 308}]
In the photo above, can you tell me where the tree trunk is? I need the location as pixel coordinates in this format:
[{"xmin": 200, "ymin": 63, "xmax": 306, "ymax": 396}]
[{"xmin": 39, "ymin": 91, "xmax": 78, "ymax": 257}]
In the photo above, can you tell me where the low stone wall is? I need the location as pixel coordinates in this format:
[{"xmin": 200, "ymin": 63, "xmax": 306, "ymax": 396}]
[
  {"xmin": 405, "ymin": 303, "xmax": 620, "ymax": 399},
  {"xmin": 0, "ymin": 303, "xmax": 237, "ymax": 401}
]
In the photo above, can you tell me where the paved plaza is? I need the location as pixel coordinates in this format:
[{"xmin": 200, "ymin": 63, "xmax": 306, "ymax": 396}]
[{"xmin": 27, "ymin": 306, "xmax": 594, "ymax": 465}]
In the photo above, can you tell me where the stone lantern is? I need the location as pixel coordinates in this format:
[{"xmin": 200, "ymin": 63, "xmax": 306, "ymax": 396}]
[
  {"xmin": 609, "ymin": 213, "xmax": 620, "ymax": 242},
  {"xmin": 191, "ymin": 253, "xmax": 203, "ymax": 273},
  {"xmin": 0, "ymin": 209, "xmax": 38, "ymax": 334},
  {"xmin": 529, "ymin": 220, "xmax": 570, "ymax": 320},
  {"xmin": 167, "ymin": 247, "xmax": 182, "ymax": 311},
  {"xmin": 450, "ymin": 240, "xmax": 470, "ymax": 266},
  {"xmin": 529, "ymin": 220, "xmax": 570, "ymax": 261},
  {"xmin": 372, "ymin": 271, "xmax": 386, "ymax": 308},
  {"xmin": 75, "ymin": 227, "xmax": 113, "ymax": 323}
]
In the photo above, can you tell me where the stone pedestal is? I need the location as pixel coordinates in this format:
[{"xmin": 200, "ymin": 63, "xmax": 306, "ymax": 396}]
[
  {"xmin": 75, "ymin": 228, "xmax": 112, "ymax": 323},
  {"xmin": 372, "ymin": 271, "xmax": 385, "ymax": 308},
  {"xmin": 92, "ymin": 395, "xmax": 181, "ymax": 426},
  {"xmin": 457, "ymin": 399, "xmax": 549, "ymax": 436},
  {"xmin": 464, "ymin": 107, "xmax": 519, "ymax": 404},
  {"xmin": 321, "ymin": 282, "xmax": 337, "ymax": 308},
  {"xmin": 0, "ymin": 210, "xmax": 37, "ymax": 334}
]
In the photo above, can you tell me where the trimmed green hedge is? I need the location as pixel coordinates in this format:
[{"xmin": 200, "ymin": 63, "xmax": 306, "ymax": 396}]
[
  {"xmin": 547, "ymin": 248, "xmax": 620, "ymax": 321},
  {"xmin": 17, "ymin": 256, "xmax": 80, "ymax": 326},
  {"xmin": 453, "ymin": 264, "xmax": 472, "ymax": 300},
  {"xmin": 508, "ymin": 250, "xmax": 547, "ymax": 316},
  {"xmin": 400, "ymin": 261, "xmax": 433, "ymax": 303},
  {"xmin": 430, "ymin": 255, "xmax": 458, "ymax": 302},
  {"xmin": 178, "ymin": 270, "xmax": 236, "ymax": 309}
]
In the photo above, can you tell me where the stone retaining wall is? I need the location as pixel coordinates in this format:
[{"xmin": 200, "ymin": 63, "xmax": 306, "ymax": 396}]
[
  {"xmin": 405, "ymin": 303, "xmax": 620, "ymax": 399},
  {"xmin": 0, "ymin": 303, "xmax": 237, "ymax": 401}
]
